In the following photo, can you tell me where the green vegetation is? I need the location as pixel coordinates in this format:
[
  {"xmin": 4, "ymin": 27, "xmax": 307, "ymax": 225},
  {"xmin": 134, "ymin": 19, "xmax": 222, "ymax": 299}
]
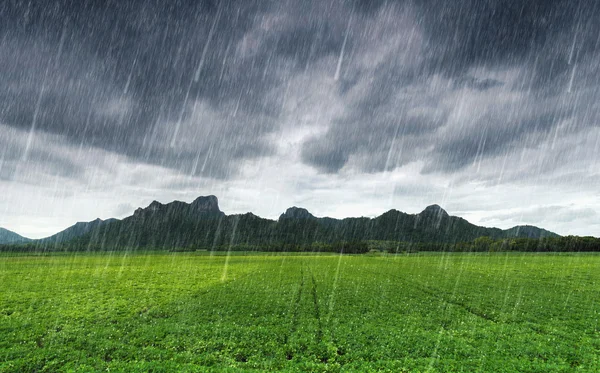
[
  {"xmin": 372, "ymin": 235, "xmax": 600, "ymax": 253},
  {"xmin": 4, "ymin": 235, "xmax": 600, "ymax": 254},
  {"xmin": 1, "ymin": 252, "xmax": 599, "ymax": 372}
]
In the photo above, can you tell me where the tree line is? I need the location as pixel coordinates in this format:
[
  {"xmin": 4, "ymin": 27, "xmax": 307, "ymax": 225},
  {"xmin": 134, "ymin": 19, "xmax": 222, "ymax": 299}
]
[{"xmin": 2, "ymin": 235, "xmax": 600, "ymax": 253}]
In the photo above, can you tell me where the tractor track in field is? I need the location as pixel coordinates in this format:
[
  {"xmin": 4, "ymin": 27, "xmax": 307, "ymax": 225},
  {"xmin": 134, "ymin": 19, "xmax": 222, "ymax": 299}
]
[
  {"xmin": 286, "ymin": 263, "xmax": 324, "ymax": 342},
  {"xmin": 412, "ymin": 281, "xmax": 498, "ymax": 323},
  {"xmin": 307, "ymin": 267, "xmax": 323, "ymax": 341},
  {"xmin": 360, "ymin": 267, "xmax": 499, "ymax": 324},
  {"xmin": 284, "ymin": 265, "xmax": 305, "ymax": 345},
  {"xmin": 360, "ymin": 267, "xmax": 564, "ymax": 337},
  {"xmin": 283, "ymin": 262, "xmax": 326, "ymax": 360}
]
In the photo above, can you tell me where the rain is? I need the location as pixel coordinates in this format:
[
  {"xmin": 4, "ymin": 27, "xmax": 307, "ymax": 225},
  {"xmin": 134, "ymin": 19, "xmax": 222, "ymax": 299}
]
[{"xmin": 0, "ymin": 0, "xmax": 599, "ymax": 371}]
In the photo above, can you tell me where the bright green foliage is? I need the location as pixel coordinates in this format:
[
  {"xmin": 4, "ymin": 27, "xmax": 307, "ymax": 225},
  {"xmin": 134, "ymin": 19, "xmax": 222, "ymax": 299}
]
[{"xmin": 1, "ymin": 252, "xmax": 599, "ymax": 372}]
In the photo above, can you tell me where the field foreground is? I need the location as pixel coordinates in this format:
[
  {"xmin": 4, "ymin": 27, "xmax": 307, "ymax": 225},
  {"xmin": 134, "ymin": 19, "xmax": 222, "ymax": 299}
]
[{"xmin": 0, "ymin": 252, "xmax": 599, "ymax": 372}]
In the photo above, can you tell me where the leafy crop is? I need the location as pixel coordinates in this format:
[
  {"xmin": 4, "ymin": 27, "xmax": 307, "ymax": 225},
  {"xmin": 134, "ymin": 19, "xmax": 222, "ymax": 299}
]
[{"xmin": 1, "ymin": 252, "xmax": 598, "ymax": 372}]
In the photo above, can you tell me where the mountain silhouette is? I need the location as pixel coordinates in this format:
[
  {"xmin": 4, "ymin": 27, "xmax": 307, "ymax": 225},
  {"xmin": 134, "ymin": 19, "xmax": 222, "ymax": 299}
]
[
  {"xmin": 1, "ymin": 196, "xmax": 560, "ymax": 250},
  {"xmin": 43, "ymin": 196, "xmax": 558, "ymax": 250},
  {"xmin": 0, "ymin": 228, "xmax": 30, "ymax": 244}
]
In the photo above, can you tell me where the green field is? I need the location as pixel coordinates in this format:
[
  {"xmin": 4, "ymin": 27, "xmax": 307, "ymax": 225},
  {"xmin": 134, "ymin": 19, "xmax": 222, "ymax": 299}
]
[{"xmin": 1, "ymin": 252, "xmax": 599, "ymax": 372}]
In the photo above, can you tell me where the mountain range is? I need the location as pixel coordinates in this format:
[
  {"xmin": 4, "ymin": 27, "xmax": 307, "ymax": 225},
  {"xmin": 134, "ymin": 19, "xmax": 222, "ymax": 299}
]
[{"xmin": 0, "ymin": 195, "xmax": 558, "ymax": 248}]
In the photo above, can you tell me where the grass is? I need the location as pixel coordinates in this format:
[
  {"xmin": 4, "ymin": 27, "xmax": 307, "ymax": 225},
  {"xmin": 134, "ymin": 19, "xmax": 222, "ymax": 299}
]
[{"xmin": 0, "ymin": 251, "xmax": 599, "ymax": 372}]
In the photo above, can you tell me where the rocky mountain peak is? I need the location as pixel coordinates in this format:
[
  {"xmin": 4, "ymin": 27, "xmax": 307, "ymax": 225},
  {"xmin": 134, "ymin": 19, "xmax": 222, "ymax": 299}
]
[
  {"xmin": 420, "ymin": 204, "xmax": 449, "ymax": 217},
  {"xmin": 191, "ymin": 195, "xmax": 221, "ymax": 213},
  {"xmin": 133, "ymin": 195, "xmax": 223, "ymax": 218},
  {"xmin": 279, "ymin": 207, "xmax": 316, "ymax": 221}
]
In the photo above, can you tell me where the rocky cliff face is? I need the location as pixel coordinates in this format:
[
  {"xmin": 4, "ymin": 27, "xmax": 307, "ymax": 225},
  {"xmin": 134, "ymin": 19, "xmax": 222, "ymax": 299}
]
[
  {"xmin": 278, "ymin": 207, "xmax": 317, "ymax": 220},
  {"xmin": 133, "ymin": 195, "xmax": 224, "ymax": 218},
  {"xmin": 190, "ymin": 195, "xmax": 222, "ymax": 214}
]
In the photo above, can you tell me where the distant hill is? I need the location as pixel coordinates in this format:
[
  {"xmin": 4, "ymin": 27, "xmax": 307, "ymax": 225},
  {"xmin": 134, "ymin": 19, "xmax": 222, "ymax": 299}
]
[
  {"xmin": 38, "ymin": 218, "xmax": 118, "ymax": 244},
  {"xmin": 503, "ymin": 225, "xmax": 558, "ymax": 239},
  {"xmin": 41, "ymin": 195, "xmax": 557, "ymax": 250},
  {"xmin": 0, "ymin": 228, "xmax": 30, "ymax": 244}
]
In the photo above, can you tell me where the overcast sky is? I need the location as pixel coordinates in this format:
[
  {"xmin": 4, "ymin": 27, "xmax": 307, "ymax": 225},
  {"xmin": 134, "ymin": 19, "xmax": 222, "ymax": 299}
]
[{"xmin": 1, "ymin": 0, "xmax": 599, "ymax": 238}]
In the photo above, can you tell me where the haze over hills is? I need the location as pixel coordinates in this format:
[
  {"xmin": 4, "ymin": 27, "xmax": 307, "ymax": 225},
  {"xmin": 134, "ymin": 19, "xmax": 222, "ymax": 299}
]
[
  {"xmin": 0, "ymin": 227, "xmax": 31, "ymax": 244},
  {"xmin": 39, "ymin": 218, "xmax": 118, "ymax": 244},
  {"xmin": 0, "ymin": 195, "xmax": 560, "ymax": 248}
]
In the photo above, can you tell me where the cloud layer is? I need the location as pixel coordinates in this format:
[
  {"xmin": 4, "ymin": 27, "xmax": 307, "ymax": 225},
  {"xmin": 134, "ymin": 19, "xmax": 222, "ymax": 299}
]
[{"xmin": 1, "ymin": 0, "xmax": 599, "ymax": 237}]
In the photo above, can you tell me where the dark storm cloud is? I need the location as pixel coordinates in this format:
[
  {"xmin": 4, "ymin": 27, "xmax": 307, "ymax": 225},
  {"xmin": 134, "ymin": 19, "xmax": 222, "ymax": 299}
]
[
  {"xmin": 300, "ymin": 0, "xmax": 600, "ymax": 174},
  {"xmin": 415, "ymin": 1, "xmax": 592, "ymax": 69},
  {"xmin": 453, "ymin": 77, "xmax": 504, "ymax": 91},
  {"xmin": 1, "ymin": 0, "xmax": 599, "ymax": 179},
  {"xmin": 0, "ymin": 0, "xmax": 288, "ymax": 178}
]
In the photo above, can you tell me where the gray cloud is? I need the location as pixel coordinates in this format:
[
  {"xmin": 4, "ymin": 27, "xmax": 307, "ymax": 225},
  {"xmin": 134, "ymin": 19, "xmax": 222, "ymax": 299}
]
[
  {"xmin": 3, "ymin": 0, "xmax": 598, "ymax": 180},
  {"xmin": 113, "ymin": 203, "xmax": 133, "ymax": 217},
  {"xmin": 0, "ymin": 1, "xmax": 287, "ymax": 179},
  {"xmin": 519, "ymin": 205, "xmax": 596, "ymax": 223},
  {"xmin": 0, "ymin": 124, "xmax": 85, "ymax": 182},
  {"xmin": 481, "ymin": 205, "xmax": 599, "ymax": 231},
  {"xmin": 295, "ymin": 0, "xmax": 600, "ymax": 176}
]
